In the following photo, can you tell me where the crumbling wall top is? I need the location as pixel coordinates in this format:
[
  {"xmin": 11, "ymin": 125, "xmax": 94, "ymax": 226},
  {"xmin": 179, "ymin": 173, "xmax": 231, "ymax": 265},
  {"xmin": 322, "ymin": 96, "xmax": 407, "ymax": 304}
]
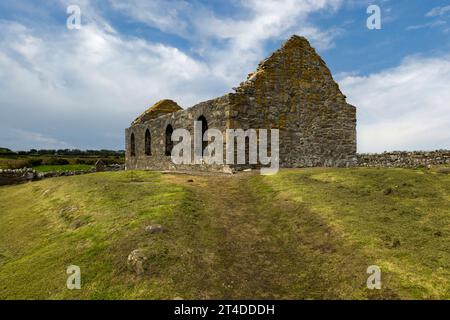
[{"xmin": 132, "ymin": 99, "xmax": 183, "ymax": 125}]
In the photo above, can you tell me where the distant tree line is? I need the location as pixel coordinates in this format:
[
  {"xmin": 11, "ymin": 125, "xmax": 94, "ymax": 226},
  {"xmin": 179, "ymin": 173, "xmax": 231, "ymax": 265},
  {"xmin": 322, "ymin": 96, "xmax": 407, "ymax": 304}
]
[
  {"xmin": 0, "ymin": 148, "xmax": 16, "ymax": 155},
  {"xmin": 0, "ymin": 148, "xmax": 125, "ymax": 156}
]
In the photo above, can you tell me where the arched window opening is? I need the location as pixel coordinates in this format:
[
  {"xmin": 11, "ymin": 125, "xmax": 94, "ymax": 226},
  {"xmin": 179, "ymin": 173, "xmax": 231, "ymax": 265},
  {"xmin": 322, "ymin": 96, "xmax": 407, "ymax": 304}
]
[
  {"xmin": 165, "ymin": 124, "xmax": 174, "ymax": 156},
  {"xmin": 145, "ymin": 129, "xmax": 152, "ymax": 156},
  {"xmin": 130, "ymin": 133, "xmax": 136, "ymax": 157},
  {"xmin": 198, "ymin": 115, "xmax": 208, "ymax": 157}
]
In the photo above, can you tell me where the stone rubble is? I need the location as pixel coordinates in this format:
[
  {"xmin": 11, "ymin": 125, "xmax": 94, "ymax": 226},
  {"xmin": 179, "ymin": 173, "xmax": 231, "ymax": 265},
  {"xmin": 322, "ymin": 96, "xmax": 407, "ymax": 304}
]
[{"xmin": 127, "ymin": 249, "xmax": 148, "ymax": 275}]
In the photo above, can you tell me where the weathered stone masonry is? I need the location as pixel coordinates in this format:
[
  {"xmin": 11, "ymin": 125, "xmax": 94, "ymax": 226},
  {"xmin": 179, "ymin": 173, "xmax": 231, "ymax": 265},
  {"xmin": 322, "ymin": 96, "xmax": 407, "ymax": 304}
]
[
  {"xmin": 125, "ymin": 35, "xmax": 357, "ymax": 172},
  {"xmin": 357, "ymin": 150, "xmax": 450, "ymax": 168}
]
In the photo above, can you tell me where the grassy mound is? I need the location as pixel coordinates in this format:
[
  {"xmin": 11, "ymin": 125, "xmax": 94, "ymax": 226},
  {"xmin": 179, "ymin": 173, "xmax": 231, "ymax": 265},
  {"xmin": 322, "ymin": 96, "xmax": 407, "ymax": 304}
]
[{"xmin": 0, "ymin": 168, "xmax": 448, "ymax": 299}]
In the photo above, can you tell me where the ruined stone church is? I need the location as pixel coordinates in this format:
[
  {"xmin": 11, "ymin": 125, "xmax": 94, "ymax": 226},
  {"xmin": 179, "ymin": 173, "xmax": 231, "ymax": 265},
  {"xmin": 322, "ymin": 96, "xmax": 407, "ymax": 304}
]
[{"xmin": 125, "ymin": 35, "xmax": 357, "ymax": 172}]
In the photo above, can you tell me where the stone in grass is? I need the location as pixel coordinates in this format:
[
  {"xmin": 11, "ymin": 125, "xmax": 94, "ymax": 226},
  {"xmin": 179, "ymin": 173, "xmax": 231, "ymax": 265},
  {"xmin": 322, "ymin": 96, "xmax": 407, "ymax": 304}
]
[
  {"xmin": 391, "ymin": 239, "xmax": 401, "ymax": 248},
  {"xmin": 380, "ymin": 234, "xmax": 392, "ymax": 245},
  {"xmin": 383, "ymin": 187, "xmax": 393, "ymax": 195},
  {"xmin": 145, "ymin": 224, "xmax": 166, "ymax": 234},
  {"xmin": 127, "ymin": 249, "xmax": 148, "ymax": 275},
  {"xmin": 437, "ymin": 167, "xmax": 450, "ymax": 175},
  {"xmin": 70, "ymin": 219, "xmax": 84, "ymax": 229}
]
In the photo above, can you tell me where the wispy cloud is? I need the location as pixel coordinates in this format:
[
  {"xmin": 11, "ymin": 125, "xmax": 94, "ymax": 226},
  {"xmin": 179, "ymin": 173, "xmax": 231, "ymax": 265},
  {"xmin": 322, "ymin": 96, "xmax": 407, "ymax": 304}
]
[
  {"xmin": 107, "ymin": 0, "xmax": 344, "ymax": 81},
  {"xmin": 426, "ymin": 5, "xmax": 450, "ymax": 17},
  {"xmin": 107, "ymin": 0, "xmax": 190, "ymax": 37},
  {"xmin": 406, "ymin": 20, "xmax": 446, "ymax": 31},
  {"xmin": 0, "ymin": 128, "xmax": 71, "ymax": 150}
]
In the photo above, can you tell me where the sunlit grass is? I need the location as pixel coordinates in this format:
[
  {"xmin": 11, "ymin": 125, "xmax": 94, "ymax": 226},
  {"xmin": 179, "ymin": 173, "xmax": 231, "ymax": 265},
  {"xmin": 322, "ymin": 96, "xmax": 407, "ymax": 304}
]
[{"xmin": 33, "ymin": 164, "xmax": 93, "ymax": 172}]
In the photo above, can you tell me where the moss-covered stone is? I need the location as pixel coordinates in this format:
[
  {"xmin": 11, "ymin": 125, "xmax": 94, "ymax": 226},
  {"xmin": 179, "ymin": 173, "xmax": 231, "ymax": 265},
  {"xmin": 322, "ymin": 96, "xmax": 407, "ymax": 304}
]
[{"xmin": 132, "ymin": 99, "xmax": 183, "ymax": 125}]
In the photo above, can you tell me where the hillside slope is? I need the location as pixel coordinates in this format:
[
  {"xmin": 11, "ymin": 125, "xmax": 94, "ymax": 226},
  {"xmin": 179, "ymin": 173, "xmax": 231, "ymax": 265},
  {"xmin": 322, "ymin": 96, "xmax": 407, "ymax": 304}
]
[{"xmin": 0, "ymin": 168, "xmax": 449, "ymax": 299}]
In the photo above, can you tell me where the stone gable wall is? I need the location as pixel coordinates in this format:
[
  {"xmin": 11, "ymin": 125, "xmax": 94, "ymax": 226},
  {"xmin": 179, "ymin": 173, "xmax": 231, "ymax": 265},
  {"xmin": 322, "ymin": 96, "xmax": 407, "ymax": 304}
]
[{"xmin": 229, "ymin": 36, "xmax": 356, "ymax": 168}]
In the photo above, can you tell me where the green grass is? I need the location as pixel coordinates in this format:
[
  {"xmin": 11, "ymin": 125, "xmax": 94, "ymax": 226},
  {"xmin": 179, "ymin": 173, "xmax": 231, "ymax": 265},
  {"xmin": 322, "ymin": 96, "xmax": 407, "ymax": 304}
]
[
  {"xmin": 0, "ymin": 168, "xmax": 448, "ymax": 299},
  {"xmin": 255, "ymin": 167, "xmax": 450, "ymax": 299},
  {"xmin": 33, "ymin": 164, "xmax": 93, "ymax": 172},
  {"xmin": 0, "ymin": 171, "xmax": 186, "ymax": 299}
]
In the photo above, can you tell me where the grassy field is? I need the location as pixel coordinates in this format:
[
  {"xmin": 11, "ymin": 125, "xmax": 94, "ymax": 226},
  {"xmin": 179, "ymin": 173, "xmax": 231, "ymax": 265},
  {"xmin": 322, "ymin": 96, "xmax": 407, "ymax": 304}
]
[
  {"xmin": 0, "ymin": 168, "xmax": 449, "ymax": 299},
  {"xmin": 33, "ymin": 164, "xmax": 93, "ymax": 172}
]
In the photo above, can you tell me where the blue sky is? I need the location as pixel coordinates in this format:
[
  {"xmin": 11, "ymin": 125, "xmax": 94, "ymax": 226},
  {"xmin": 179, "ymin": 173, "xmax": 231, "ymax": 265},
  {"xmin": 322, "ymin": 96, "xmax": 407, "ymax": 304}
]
[{"xmin": 0, "ymin": 0, "xmax": 449, "ymax": 152}]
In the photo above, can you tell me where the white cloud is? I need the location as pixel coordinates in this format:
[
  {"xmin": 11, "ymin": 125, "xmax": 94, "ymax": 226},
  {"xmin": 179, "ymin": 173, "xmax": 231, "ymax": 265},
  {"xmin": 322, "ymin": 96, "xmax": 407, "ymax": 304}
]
[
  {"xmin": 107, "ymin": 0, "xmax": 190, "ymax": 36},
  {"xmin": 340, "ymin": 55, "xmax": 450, "ymax": 152},
  {"xmin": 0, "ymin": 0, "xmax": 345, "ymax": 150},
  {"xmin": 108, "ymin": 0, "xmax": 343, "ymax": 82},
  {"xmin": 0, "ymin": 20, "xmax": 224, "ymax": 150},
  {"xmin": 426, "ymin": 5, "xmax": 450, "ymax": 17},
  {"xmin": 3, "ymin": 0, "xmax": 448, "ymax": 153}
]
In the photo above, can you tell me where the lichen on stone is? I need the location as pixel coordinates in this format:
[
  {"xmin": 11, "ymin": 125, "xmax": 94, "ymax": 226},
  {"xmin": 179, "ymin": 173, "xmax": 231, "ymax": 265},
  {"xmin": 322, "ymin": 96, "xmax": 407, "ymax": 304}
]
[{"xmin": 132, "ymin": 99, "xmax": 183, "ymax": 125}]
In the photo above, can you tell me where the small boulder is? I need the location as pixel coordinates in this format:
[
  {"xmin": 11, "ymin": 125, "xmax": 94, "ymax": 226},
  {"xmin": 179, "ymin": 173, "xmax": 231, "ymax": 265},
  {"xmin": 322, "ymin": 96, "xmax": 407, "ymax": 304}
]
[
  {"xmin": 70, "ymin": 219, "xmax": 84, "ymax": 229},
  {"xmin": 127, "ymin": 249, "xmax": 148, "ymax": 275},
  {"xmin": 145, "ymin": 224, "xmax": 165, "ymax": 234},
  {"xmin": 223, "ymin": 166, "xmax": 234, "ymax": 174}
]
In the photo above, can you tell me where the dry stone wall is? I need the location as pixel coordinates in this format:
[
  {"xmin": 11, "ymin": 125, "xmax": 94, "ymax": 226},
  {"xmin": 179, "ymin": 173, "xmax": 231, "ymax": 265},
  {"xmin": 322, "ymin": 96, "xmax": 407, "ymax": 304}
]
[
  {"xmin": 0, "ymin": 165, "xmax": 124, "ymax": 186},
  {"xmin": 357, "ymin": 150, "xmax": 450, "ymax": 168},
  {"xmin": 0, "ymin": 168, "xmax": 36, "ymax": 186}
]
